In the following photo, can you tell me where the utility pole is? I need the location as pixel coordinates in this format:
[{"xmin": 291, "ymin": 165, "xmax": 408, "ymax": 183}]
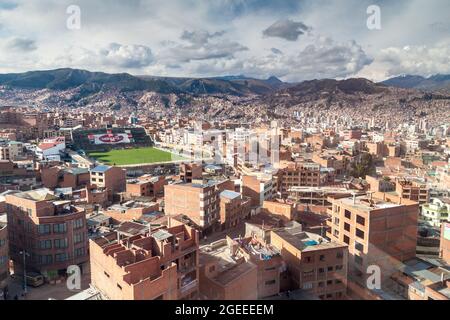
[{"xmin": 19, "ymin": 250, "xmax": 30, "ymax": 295}]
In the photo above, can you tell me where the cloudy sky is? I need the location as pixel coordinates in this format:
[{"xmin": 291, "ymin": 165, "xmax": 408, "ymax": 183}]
[{"xmin": 0, "ymin": 0, "xmax": 449, "ymax": 82}]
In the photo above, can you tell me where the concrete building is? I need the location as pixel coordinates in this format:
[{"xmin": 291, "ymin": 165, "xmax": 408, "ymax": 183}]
[
  {"xmin": 164, "ymin": 183, "xmax": 220, "ymax": 234},
  {"xmin": 219, "ymin": 190, "xmax": 251, "ymax": 230},
  {"xmin": 327, "ymin": 192, "xmax": 418, "ymax": 291},
  {"xmin": 90, "ymin": 221, "xmax": 200, "ymax": 300},
  {"xmin": 0, "ymin": 140, "xmax": 23, "ymax": 161},
  {"xmin": 199, "ymin": 238, "xmax": 258, "ymax": 300},
  {"xmin": 271, "ymin": 225, "xmax": 348, "ymax": 300},
  {"xmin": 5, "ymin": 189, "xmax": 89, "ymax": 278},
  {"xmin": 421, "ymin": 198, "xmax": 450, "ymax": 227}
]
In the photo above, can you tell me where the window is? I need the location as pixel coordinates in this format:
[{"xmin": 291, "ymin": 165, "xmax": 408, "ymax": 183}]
[
  {"xmin": 336, "ymin": 279, "xmax": 342, "ymax": 284},
  {"xmin": 0, "ymin": 256, "xmax": 7, "ymax": 265},
  {"xmin": 356, "ymin": 228, "xmax": 365, "ymax": 239},
  {"xmin": 355, "ymin": 242, "xmax": 364, "ymax": 252},
  {"xmin": 302, "ymin": 282, "xmax": 313, "ymax": 290},
  {"xmin": 303, "ymin": 270, "xmax": 314, "ymax": 277},
  {"xmin": 74, "ymin": 233, "xmax": 83, "ymax": 244},
  {"xmin": 318, "ymin": 268, "xmax": 325, "ymax": 274},
  {"xmin": 327, "ymin": 280, "xmax": 333, "ymax": 285},
  {"xmin": 335, "ymin": 265, "xmax": 343, "ymax": 271},
  {"xmin": 38, "ymin": 224, "xmax": 51, "ymax": 235},
  {"xmin": 74, "ymin": 219, "xmax": 83, "ymax": 229},
  {"xmin": 75, "ymin": 247, "xmax": 85, "ymax": 257},
  {"xmin": 333, "ymin": 217, "xmax": 340, "ymax": 225},
  {"xmin": 38, "ymin": 240, "xmax": 52, "ymax": 249},
  {"xmin": 305, "ymin": 256, "xmax": 313, "ymax": 263},
  {"xmin": 38, "ymin": 255, "xmax": 53, "ymax": 265},
  {"xmin": 343, "ymin": 235, "xmax": 350, "ymax": 245},
  {"xmin": 336, "ymin": 252, "xmax": 343, "ymax": 259},
  {"xmin": 55, "ymin": 253, "xmax": 68, "ymax": 262},
  {"xmin": 0, "ymin": 239, "xmax": 6, "ymax": 247},
  {"xmin": 319, "ymin": 255, "xmax": 325, "ymax": 261},
  {"xmin": 327, "ymin": 266, "xmax": 333, "ymax": 272},
  {"xmin": 265, "ymin": 280, "xmax": 276, "ymax": 285},
  {"xmin": 344, "ymin": 210, "xmax": 351, "ymax": 219},
  {"xmin": 318, "ymin": 282, "xmax": 325, "ymax": 288},
  {"xmin": 344, "ymin": 223, "xmax": 350, "ymax": 232},
  {"xmin": 209, "ymin": 265, "xmax": 215, "ymax": 273},
  {"xmin": 333, "ymin": 229, "xmax": 339, "ymax": 237},
  {"xmin": 27, "ymin": 208, "xmax": 32, "ymax": 217},
  {"xmin": 354, "ymin": 255, "xmax": 363, "ymax": 265},
  {"xmin": 54, "ymin": 238, "xmax": 68, "ymax": 249},
  {"xmin": 53, "ymin": 223, "xmax": 67, "ymax": 234},
  {"xmin": 356, "ymin": 215, "xmax": 365, "ymax": 226}
]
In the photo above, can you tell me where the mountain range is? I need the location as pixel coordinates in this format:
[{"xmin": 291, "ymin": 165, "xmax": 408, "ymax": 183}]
[
  {"xmin": 381, "ymin": 74, "xmax": 450, "ymax": 93},
  {"xmin": 1, "ymin": 68, "xmax": 449, "ymax": 97}
]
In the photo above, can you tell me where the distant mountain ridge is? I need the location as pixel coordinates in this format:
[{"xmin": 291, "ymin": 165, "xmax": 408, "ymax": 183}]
[{"xmin": 382, "ymin": 74, "xmax": 450, "ymax": 92}]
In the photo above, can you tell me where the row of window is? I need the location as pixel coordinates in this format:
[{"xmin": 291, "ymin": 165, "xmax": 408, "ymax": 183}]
[
  {"xmin": 303, "ymin": 265, "xmax": 344, "ymax": 277},
  {"xmin": 304, "ymin": 252, "xmax": 344, "ymax": 263},
  {"xmin": 37, "ymin": 219, "xmax": 84, "ymax": 235},
  {"xmin": 37, "ymin": 248, "xmax": 86, "ymax": 265}
]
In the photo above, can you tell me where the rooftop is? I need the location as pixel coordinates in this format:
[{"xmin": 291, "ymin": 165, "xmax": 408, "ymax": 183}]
[
  {"xmin": 91, "ymin": 165, "xmax": 111, "ymax": 173},
  {"xmin": 273, "ymin": 226, "xmax": 344, "ymax": 252},
  {"xmin": 338, "ymin": 195, "xmax": 402, "ymax": 211},
  {"xmin": 220, "ymin": 190, "xmax": 241, "ymax": 200},
  {"xmin": 12, "ymin": 188, "xmax": 58, "ymax": 202}
]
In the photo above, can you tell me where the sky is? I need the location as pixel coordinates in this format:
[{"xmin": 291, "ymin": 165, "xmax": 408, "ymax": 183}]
[{"xmin": 0, "ymin": 0, "xmax": 449, "ymax": 82}]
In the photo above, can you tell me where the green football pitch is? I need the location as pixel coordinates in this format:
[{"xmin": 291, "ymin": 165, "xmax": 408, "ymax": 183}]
[{"xmin": 88, "ymin": 147, "xmax": 186, "ymax": 165}]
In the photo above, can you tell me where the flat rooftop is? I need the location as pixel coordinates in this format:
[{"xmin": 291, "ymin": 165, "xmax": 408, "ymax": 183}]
[
  {"xmin": 11, "ymin": 188, "xmax": 58, "ymax": 202},
  {"xmin": 273, "ymin": 227, "xmax": 344, "ymax": 252},
  {"xmin": 339, "ymin": 195, "xmax": 402, "ymax": 211}
]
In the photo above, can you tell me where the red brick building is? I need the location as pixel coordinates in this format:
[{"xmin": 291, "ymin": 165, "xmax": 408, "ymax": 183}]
[
  {"xmin": 90, "ymin": 221, "xmax": 200, "ymax": 300},
  {"xmin": 5, "ymin": 189, "xmax": 89, "ymax": 278}
]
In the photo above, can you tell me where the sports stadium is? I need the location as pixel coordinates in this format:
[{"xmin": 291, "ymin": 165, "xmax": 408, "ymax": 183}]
[{"xmin": 71, "ymin": 127, "xmax": 184, "ymax": 166}]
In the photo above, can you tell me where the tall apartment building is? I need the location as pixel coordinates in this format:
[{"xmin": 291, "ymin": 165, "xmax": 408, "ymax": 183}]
[
  {"xmin": 0, "ymin": 222, "xmax": 8, "ymax": 294},
  {"xmin": 164, "ymin": 183, "xmax": 220, "ymax": 234},
  {"xmin": 277, "ymin": 162, "xmax": 322, "ymax": 196},
  {"xmin": 90, "ymin": 221, "xmax": 200, "ymax": 300},
  {"xmin": 271, "ymin": 225, "xmax": 348, "ymax": 300},
  {"xmin": 90, "ymin": 165, "xmax": 126, "ymax": 199},
  {"xmin": 395, "ymin": 179, "xmax": 429, "ymax": 204},
  {"xmin": 326, "ymin": 193, "xmax": 418, "ymax": 290},
  {"xmin": 5, "ymin": 189, "xmax": 89, "ymax": 277}
]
